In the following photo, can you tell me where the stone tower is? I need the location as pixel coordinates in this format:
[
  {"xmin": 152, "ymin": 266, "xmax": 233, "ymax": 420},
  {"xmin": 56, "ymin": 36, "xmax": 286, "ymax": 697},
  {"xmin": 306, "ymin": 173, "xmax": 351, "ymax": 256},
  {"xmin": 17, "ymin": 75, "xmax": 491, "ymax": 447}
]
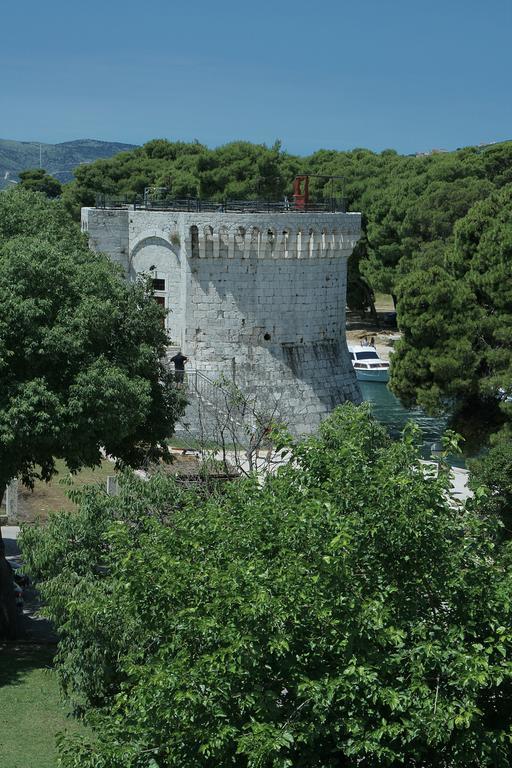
[{"xmin": 81, "ymin": 205, "xmax": 362, "ymax": 434}]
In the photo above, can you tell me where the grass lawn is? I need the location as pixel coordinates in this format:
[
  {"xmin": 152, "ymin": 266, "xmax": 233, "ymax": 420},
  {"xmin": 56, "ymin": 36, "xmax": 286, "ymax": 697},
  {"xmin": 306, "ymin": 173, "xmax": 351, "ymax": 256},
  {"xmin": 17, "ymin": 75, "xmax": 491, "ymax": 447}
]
[
  {"xmin": 0, "ymin": 645, "xmax": 84, "ymax": 768},
  {"xmin": 17, "ymin": 459, "xmax": 117, "ymax": 523}
]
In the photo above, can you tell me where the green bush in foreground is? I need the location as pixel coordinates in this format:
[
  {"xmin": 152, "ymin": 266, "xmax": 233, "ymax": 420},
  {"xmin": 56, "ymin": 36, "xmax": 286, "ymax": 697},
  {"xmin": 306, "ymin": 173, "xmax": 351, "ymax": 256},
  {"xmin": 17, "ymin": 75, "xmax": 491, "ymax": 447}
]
[
  {"xmin": 469, "ymin": 429, "xmax": 512, "ymax": 539},
  {"xmin": 22, "ymin": 405, "xmax": 512, "ymax": 767}
]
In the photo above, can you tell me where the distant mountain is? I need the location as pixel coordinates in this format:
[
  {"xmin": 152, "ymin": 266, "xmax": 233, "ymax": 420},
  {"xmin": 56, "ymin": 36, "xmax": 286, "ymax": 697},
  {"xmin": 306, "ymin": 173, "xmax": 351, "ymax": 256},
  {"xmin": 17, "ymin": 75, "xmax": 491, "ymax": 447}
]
[{"xmin": 0, "ymin": 138, "xmax": 138, "ymax": 190}]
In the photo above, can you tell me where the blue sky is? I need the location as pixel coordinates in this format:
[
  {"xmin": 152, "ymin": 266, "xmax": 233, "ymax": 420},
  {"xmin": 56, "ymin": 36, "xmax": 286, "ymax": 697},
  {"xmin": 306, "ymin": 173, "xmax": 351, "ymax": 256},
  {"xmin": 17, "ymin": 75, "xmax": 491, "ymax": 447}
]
[{"xmin": 2, "ymin": 0, "xmax": 511, "ymax": 155}]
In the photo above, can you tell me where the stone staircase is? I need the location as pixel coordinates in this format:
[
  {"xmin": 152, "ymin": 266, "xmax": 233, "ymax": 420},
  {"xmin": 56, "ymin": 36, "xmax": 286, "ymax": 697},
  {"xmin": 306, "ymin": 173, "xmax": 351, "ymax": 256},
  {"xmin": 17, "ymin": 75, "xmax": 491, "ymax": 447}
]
[{"xmin": 173, "ymin": 368, "xmax": 259, "ymax": 452}]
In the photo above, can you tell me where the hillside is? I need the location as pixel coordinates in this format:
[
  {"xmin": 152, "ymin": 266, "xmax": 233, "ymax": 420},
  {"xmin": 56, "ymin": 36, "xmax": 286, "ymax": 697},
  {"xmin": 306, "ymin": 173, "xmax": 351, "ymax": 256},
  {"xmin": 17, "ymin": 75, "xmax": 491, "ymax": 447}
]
[{"xmin": 0, "ymin": 138, "xmax": 137, "ymax": 189}]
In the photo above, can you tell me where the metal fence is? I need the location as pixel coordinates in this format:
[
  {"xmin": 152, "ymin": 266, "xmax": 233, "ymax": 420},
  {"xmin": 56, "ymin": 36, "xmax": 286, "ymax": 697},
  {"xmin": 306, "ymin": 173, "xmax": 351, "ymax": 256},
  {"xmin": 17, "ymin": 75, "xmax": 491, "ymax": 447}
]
[{"xmin": 95, "ymin": 194, "xmax": 348, "ymax": 214}]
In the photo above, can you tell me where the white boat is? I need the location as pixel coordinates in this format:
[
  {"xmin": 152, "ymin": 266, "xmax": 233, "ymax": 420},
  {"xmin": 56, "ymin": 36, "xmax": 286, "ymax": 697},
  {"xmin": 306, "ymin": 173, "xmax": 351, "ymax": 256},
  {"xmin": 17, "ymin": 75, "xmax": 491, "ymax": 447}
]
[{"xmin": 348, "ymin": 344, "xmax": 390, "ymax": 383}]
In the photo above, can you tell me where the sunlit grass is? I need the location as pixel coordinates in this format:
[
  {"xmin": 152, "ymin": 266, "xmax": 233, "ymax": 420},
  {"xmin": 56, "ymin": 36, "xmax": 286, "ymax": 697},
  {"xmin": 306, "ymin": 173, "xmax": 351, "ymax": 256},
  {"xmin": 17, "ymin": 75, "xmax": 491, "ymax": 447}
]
[
  {"xmin": 0, "ymin": 645, "xmax": 83, "ymax": 768},
  {"xmin": 18, "ymin": 460, "xmax": 117, "ymax": 522}
]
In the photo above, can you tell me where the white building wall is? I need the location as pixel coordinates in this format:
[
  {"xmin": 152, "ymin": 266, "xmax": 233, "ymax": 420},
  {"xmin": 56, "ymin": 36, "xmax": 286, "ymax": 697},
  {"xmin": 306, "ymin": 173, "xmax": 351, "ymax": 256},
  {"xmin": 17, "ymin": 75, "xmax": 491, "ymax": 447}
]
[
  {"xmin": 81, "ymin": 208, "xmax": 129, "ymax": 271},
  {"xmin": 82, "ymin": 207, "xmax": 362, "ymax": 434}
]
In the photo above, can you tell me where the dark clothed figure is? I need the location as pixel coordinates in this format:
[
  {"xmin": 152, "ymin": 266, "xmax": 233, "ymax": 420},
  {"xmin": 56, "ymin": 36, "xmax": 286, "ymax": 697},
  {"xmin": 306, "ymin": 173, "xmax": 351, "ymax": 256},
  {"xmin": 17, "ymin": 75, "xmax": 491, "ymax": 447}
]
[{"xmin": 171, "ymin": 352, "xmax": 188, "ymax": 384}]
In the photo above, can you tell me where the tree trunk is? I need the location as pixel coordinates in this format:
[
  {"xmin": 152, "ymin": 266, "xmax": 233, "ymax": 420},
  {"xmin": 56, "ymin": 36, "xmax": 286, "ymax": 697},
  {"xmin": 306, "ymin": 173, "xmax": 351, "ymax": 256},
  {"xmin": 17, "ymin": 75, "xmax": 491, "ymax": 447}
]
[
  {"xmin": 366, "ymin": 286, "xmax": 378, "ymax": 327},
  {"xmin": 0, "ymin": 485, "xmax": 19, "ymax": 640}
]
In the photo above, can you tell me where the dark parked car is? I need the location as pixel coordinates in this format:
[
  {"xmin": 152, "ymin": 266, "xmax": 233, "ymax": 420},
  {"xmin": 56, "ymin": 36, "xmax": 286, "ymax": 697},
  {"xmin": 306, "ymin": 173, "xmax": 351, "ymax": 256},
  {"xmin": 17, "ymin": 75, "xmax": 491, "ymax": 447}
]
[
  {"xmin": 381, "ymin": 311, "xmax": 397, "ymax": 328},
  {"xmin": 8, "ymin": 560, "xmax": 29, "ymax": 587},
  {"xmin": 7, "ymin": 561, "xmax": 28, "ymax": 611}
]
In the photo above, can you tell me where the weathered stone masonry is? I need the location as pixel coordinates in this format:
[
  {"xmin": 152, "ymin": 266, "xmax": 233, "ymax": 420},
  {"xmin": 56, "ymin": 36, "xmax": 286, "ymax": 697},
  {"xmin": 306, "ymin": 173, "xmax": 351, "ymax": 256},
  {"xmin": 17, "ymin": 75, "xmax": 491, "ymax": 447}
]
[{"xmin": 82, "ymin": 207, "xmax": 362, "ymax": 434}]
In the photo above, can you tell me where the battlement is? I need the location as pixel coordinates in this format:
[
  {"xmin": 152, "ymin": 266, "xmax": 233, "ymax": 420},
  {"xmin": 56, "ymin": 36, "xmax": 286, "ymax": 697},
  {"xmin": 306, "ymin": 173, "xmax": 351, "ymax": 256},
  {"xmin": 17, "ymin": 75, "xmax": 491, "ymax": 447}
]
[{"xmin": 183, "ymin": 212, "xmax": 361, "ymax": 260}]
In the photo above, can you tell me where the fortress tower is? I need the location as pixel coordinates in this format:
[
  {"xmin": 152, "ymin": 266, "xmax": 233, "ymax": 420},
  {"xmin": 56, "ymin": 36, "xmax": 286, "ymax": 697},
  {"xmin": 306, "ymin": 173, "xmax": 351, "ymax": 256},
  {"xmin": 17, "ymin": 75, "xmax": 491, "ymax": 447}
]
[{"xmin": 82, "ymin": 202, "xmax": 362, "ymax": 434}]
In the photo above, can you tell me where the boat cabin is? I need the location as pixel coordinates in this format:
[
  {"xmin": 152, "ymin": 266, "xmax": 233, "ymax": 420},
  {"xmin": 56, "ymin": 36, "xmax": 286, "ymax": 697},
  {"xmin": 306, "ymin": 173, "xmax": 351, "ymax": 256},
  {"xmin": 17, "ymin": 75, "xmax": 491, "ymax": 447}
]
[{"xmin": 348, "ymin": 345, "xmax": 390, "ymax": 382}]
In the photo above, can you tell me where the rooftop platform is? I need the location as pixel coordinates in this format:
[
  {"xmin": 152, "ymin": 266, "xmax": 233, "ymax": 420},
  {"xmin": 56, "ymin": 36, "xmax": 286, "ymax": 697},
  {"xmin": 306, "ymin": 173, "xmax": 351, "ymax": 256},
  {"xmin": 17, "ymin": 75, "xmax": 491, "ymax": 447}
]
[{"xmin": 94, "ymin": 195, "xmax": 349, "ymax": 215}]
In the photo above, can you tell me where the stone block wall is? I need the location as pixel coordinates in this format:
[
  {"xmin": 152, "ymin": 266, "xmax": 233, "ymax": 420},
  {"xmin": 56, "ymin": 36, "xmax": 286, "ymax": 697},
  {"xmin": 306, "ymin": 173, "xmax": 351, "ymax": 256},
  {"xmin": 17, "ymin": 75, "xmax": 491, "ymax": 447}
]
[
  {"xmin": 82, "ymin": 208, "xmax": 129, "ymax": 271},
  {"xmin": 82, "ymin": 206, "xmax": 362, "ymax": 434}
]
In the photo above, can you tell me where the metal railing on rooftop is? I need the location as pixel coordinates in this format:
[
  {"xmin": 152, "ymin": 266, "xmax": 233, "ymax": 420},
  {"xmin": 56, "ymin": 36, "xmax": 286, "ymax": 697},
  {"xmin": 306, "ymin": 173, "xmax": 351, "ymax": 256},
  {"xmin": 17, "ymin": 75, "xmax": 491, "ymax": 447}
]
[{"xmin": 94, "ymin": 194, "xmax": 348, "ymax": 214}]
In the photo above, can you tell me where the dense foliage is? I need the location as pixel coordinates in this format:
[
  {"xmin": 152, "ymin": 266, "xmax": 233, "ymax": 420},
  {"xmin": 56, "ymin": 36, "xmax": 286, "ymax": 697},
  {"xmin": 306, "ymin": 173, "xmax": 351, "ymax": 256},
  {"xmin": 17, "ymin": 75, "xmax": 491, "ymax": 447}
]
[
  {"xmin": 0, "ymin": 188, "xmax": 186, "ymax": 637},
  {"xmin": 0, "ymin": 188, "xmax": 185, "ymax": 490},
  {"xmin": 21, "ymin": 405, "xmax": 512, "ymax": 767},
  {"xmin": 391, "ymin": 184, "xmax": 512, "ymax": 428},
  {"xmin": 61, "ymin": 139, "xmax": 300, "ymax": 216},
  {"xmin": 469, "ymin": 429, "xmax": 512, "ymax": 538},
  {"xmin": 18, "ymin": 168, "xmax": 62, "ymax": 197},
  {"xmin": 61, "ymin": 138, "xmax": 512, "ymax": 438}
]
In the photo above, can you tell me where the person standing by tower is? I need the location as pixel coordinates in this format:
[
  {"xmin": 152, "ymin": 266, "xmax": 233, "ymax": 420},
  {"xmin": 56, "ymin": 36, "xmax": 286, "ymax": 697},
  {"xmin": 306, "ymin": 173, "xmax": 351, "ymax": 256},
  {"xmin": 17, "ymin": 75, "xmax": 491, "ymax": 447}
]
[{"xmin": 170, "ymin": 350, "xmax": 188, "ymax": 386}]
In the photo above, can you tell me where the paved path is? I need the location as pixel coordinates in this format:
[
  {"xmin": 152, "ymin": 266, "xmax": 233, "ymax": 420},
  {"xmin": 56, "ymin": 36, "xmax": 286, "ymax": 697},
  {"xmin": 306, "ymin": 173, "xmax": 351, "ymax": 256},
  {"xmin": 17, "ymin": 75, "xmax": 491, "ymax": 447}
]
[
  {"xmin": 222, "ymin": 451, "xmax": 473, "ymax": 501},
  {"xmin": 1, "ymin": 525, "xmax": 57, "ymax": 643},
  {"xmin": 209, "ymin": 450, "xmax": 473, "ymax": 501},
  {"xmin": 419, "ymin": 462, "xmax": 472, "ymax": 504},
  {"xmin": 449, "ymin": 466, "xmax": 472, "ymax": 502},
  {"xmin": 3, "ymin": 525, "xmax": 21, "ymax": 558}
]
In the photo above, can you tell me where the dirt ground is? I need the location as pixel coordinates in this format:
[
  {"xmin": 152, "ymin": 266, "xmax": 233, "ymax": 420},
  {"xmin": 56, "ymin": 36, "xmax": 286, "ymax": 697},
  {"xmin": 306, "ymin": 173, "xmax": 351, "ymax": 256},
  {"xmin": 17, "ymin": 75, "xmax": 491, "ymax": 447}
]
[
  {"xmin": 346, "ymin": 293, "xmax": 401, "ymax": 362},
  {"xmin": 346, "ymin": 326, "xmax": 401, "ymax": 362}
]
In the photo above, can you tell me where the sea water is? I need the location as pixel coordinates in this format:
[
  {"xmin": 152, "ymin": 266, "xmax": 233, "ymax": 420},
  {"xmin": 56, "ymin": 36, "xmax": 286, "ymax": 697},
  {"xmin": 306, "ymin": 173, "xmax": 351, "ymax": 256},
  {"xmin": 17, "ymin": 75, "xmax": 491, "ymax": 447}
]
[{"xmin": 359, "ymin": 381, "xmax": 466, "ymax": 466}]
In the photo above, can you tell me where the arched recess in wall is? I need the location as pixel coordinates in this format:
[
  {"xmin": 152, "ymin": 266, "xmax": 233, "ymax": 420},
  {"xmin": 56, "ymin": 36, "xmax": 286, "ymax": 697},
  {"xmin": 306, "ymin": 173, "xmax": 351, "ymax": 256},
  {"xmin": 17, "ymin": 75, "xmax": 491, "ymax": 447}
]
[
  {"xmin": 296, "ymin": 228, "xmax": 305, "ymax": 258},
  {"xmin": 331, "ymin": 228, "xmax": 338, "ymax": 255},
  {"xmin": 249, "ymin": 227, "xmax": 260, "ymax": 257},
  {"xmin": 308, "ymin": 228, "xmax": 317, "ymax": 258},
  {"xmin": 204, "ymin": 225, "xmax": 214, "ymax": 257},
  {"xmin": 128, "ymin": 234, "xmax": 182, "ymax": 336},
  {"xmin": 281, "ymin": 228, "xmax": 290, "ymax": 258},
  {"xmin": 128, "ymin": 234, "xmax": 181, "ymax": 278},
  {"xmin": 219, "ymin": 226, "xmax": 229, "ymax": 257},
  {"xmin": 265, "ymin": 227, "xmax": 276, "ymax": 257},
  {"xmin": 190, "ymin": 226, "xmax": 199, "ymax": 258},
  {"xmin": 321, "ymin": 227, "xmax": 329, "ymax": 256},
  {"xmin": 234, "ymin": 226, "xmax": 246, "ymax": 256}
]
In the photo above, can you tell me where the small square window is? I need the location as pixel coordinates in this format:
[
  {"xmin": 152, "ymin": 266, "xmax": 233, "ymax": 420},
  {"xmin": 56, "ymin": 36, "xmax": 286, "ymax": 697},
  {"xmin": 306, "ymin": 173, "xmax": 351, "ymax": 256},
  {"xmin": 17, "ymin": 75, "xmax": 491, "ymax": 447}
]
[{"xmin": 152, "ymin": 278, "xmax": 166, "ymax": 292}]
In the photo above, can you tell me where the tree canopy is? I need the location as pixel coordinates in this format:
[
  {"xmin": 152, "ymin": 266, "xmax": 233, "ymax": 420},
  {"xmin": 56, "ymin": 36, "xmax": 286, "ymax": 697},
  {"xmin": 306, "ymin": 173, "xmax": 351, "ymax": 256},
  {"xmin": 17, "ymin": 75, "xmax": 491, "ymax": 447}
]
[
  {"xmin": 0, "ymin": 188, "xmax": 185, "ymax": 488},
  {"xmin": 21, "ymin": 405, "xmax": 512, "ymax": 767},
  {"xmin": 18, "ymin": 168, "xmax": 62, "ymax": 197},
  {"xmin": 469, "ymin": 429, "xmax": 512, "ymax": 538},
  {"xmin": 391, "ymin": 184, "xmax": 512, "ymax": 434}
]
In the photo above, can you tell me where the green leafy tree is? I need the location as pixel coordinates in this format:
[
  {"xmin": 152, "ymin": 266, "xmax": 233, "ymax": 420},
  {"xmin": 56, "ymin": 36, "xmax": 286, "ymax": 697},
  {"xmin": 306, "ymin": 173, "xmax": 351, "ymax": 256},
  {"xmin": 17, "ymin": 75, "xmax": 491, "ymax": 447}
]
[
  {"xmin": 22, "ymin": 405, "xmax": 512, "ymax": 767},
  {"xmin": 0, "ymin": 189, "xmax": 186, "ymax": 638},
  {"xmin": 346, "ymin": 238, "xmax": 377, "ymax": 318},
  {"xmin": 452, "ymin": 185, "xmax": 512, "ymax": 399},
  {"xmin": 469, "ymin": 428, "xmax": 512, "ymax": 537},
  {"xmin": 18, "ymin": 168, "xmax": 62, "ymax": 198},
  {"xmin": 362, "ymin": 167, "xmax": 493, "ymax": 299},
  {"xmin": 390, "ymin": 185, "xmax": 512, "ymax": 433},
  {"xmin": 61, "ymin": 139, "xmax": 298, "ymax": 218},
  {"xmin": 390, "ymin": 241, "xmax": 482, "ymax": 411}
]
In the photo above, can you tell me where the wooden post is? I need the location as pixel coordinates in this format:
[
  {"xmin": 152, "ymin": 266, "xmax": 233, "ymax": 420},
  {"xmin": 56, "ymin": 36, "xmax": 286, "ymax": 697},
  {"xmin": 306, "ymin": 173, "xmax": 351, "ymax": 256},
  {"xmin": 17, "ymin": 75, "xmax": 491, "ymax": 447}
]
[{"xmin": 5, "ymin": 479, "xmax": 18, "ymax": 524}]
